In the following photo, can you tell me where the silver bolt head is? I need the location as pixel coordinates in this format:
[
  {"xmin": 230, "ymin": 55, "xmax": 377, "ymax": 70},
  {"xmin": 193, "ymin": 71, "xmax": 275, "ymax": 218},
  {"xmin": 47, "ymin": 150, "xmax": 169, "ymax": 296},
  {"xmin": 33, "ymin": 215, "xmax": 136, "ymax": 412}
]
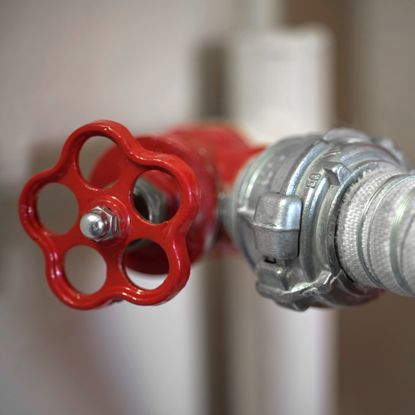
[{"xmin": 80, "ymin": 206, "xmax": 118, "ymax": 242}]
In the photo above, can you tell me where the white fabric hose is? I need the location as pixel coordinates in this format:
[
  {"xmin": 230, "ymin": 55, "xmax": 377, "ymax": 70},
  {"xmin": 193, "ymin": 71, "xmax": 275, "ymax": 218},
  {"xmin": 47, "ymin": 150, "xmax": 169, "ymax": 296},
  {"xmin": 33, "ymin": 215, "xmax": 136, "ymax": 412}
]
[{"xmin": 337, "ymin": 167, "xmax": 415, "ymax": 296}]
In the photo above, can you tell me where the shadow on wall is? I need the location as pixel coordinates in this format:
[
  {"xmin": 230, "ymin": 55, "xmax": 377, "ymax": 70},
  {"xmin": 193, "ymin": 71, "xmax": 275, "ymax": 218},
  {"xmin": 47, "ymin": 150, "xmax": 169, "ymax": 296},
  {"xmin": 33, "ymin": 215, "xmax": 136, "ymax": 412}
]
[
  {"xmin": 196, "ymin": 42, "xmax": 237, "ymax": 415},
  {"xmin": 197, "ymin": 43, "xmax": 227, "ymax": 119}
]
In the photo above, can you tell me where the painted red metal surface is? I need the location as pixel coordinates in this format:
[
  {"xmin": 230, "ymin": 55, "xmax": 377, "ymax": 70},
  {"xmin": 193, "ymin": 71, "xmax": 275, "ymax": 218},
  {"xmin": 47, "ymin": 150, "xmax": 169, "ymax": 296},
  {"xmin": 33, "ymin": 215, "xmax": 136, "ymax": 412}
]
[
  {"xmin": 91, "ymin": 124, "xmax": 262, "ymax": 274},
  {"xmin": 19, "ymin": 120, "xmax": 262, "ymax": 308},
  {"xmin": 19, "ymin": 120, "xmax": 200, "ymax": 308}
]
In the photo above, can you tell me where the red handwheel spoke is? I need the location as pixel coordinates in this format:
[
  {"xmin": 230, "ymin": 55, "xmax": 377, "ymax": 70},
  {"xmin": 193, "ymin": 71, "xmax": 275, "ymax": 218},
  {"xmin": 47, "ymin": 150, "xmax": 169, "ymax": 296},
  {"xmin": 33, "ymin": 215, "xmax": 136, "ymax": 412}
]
[{"xmin": 19, "ymin": 120, "xmax": 200, "ymax": 309}]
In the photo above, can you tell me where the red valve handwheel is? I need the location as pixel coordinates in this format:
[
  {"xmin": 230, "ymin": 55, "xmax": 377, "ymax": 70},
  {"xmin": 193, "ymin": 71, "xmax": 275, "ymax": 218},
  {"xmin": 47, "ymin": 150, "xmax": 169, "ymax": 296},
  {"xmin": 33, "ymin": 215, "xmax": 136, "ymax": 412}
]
[{"xmin": 19, "ymin": 120, "xmax": 200, "ymax": 309}]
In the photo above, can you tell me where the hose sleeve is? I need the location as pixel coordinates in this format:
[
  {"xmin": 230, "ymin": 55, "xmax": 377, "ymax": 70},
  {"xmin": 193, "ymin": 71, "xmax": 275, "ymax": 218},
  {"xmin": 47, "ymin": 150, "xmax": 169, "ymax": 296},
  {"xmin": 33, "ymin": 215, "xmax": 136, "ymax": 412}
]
[{"xmin": 336, "ymin": 167, "xmax": 415, "ymax": 296}]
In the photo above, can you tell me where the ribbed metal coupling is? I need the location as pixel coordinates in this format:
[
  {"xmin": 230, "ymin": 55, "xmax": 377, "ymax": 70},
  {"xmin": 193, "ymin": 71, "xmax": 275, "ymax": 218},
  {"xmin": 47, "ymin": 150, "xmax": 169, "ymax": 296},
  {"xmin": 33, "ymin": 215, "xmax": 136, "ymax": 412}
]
[{"xmin": 337, "ymin": 167, "xmax": 415, "ymax": 296}]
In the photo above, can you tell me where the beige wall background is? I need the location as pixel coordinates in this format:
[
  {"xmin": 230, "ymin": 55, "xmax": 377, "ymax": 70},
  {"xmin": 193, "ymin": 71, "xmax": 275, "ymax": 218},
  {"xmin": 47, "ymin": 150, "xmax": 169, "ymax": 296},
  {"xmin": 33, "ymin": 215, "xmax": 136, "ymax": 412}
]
[
  {"xmin": 0, "ymin": 1, "xmax": 241, "ymax": 414},
  {"xmin": 2, "ymin": 0, "xmax": 415, "ymax": 414},
  {"xmin": 288, "ymin": 1, "xmax": 415, "ymax": 414}
]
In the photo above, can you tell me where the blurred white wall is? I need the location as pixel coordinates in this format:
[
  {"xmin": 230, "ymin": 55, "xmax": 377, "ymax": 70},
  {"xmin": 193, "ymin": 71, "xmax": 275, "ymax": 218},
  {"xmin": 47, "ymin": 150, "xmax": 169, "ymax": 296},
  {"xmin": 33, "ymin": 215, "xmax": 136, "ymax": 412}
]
[
  {"xmin": 0, "ymin": 1, "xmax": 240, "ymax": 414},
  {"xmin": 0, "ymin": 1, "xmax": 337, "ymax": 415}
]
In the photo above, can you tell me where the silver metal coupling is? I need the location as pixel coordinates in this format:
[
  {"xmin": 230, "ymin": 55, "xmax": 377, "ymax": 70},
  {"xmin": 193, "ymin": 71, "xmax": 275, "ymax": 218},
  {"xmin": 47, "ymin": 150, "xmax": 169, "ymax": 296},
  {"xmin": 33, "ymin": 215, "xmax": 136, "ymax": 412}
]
[{"xmin": 225, "ymin": 129, "xmax": 412, "ymax": 310}]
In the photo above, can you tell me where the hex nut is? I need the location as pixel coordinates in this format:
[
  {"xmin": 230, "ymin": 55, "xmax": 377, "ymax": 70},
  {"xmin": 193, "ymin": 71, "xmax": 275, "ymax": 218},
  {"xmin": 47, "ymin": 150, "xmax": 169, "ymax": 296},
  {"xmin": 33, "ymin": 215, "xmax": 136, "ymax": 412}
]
[{"xmin": 80, "ymin": 206, "xmax": 119, "ymax": 242}]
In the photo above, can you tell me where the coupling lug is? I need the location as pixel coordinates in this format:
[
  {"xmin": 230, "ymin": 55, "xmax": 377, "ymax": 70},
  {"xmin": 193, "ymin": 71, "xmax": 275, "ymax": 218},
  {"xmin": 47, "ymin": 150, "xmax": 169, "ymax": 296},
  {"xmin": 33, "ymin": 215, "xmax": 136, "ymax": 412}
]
[{"xmin": 251, "ymin": 193, "xmax": 302, "ymax": 261}]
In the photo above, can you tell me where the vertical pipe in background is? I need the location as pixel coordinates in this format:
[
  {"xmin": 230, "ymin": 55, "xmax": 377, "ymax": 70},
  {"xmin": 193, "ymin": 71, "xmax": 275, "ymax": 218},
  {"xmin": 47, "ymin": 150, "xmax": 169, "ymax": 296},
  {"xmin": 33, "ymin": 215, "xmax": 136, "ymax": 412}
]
[{"xmin": 225, "ymin": 26, "xmax": 336, "ymax": 415}]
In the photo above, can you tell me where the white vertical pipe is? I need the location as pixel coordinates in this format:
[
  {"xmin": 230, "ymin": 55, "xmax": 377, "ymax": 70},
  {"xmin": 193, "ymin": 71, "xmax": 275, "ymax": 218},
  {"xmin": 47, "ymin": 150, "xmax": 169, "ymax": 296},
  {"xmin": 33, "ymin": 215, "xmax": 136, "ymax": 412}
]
[
  {"xmin": 226, "ymin": 26, "xmax": 336, "ymax": 415},
  {"xmin": 239, "ymin": 0, "xmax": 285, "ymax": 32}
]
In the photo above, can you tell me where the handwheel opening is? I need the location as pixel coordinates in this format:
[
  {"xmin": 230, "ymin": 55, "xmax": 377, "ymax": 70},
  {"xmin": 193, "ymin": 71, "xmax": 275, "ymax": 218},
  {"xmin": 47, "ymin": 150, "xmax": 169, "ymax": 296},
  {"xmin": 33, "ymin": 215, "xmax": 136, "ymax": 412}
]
[
  {"xmin": 37, "ymin": 183, "xmax": 78, "ymax": 234},
  {"xmin": 132, "ymin": 170, "xmax": 180, "ymax": 224},
  {"xmin": 123, "ymin": 239, "xmax": 168, "ymax": 289},
  {"xmin": 133, "ymin": 192, "xmax": 151, "ymax": 222},
  {"xmin": 78, "ymin": 136, "xmax": 117, "ymax": 188},
  {"xmin": 65, "ymin": 246, "xmax": 106, "ymax": 294}
]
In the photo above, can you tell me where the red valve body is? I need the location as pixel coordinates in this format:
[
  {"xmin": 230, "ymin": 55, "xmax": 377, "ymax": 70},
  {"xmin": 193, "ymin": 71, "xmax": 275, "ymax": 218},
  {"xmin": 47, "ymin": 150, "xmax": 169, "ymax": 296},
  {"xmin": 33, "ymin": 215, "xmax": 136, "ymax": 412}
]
[
  {"xmin": 91, "ymin": 124, "xmax": 261, "ymax": 275},
  {"xmin": 19, "ymin": 121, "xmax": 262, "ymax": 308}
]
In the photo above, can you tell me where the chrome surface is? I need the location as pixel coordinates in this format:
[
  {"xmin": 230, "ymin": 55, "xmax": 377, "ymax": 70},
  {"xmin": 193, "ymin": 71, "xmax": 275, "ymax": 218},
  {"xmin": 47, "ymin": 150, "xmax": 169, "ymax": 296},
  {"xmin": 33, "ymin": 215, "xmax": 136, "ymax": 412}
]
[
  {"xmin": 225, "ymin": 128, "xmax": 409, "ymax": 310},
  {"xmin": 80, "ymin": 206, "xmax": 119, "ymax": 242}
]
